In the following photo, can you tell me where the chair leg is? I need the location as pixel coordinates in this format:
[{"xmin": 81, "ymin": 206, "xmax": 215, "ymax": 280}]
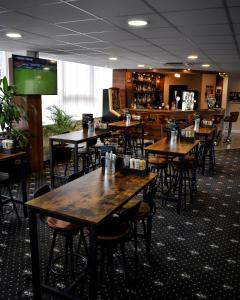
[
  {"xmin": 107, "ymin": 247, "xmax": 114, "ymax": 299},
  {"xmin": 7, "ymin": 184, "xmax": 20, "ymax": 221},
  {"xmin": 45, "ymin": 230, "xmax": 57, "ymax": 284},
  {"xmin": 146, "ymin": 217, "xmax": 153, "ymax": 264},
  {"xmin": 0, "ymin": 195, "xmax": 3, "ymax": 234},
  {"xmin": 69, "ymin": 236, "xmax": 75, "ymax": 281},
  {"xmin": 120, "ymin": 242, "xmax": 130, "ymax": 285}
]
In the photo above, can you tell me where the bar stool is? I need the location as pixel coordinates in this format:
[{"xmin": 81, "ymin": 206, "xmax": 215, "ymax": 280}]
[
  {"xmin": 97, "ymin": 201, "xmax": 141, "ymax": 297},
  {"xmin": 33, "ymin": 172, "xmax": 87, "ymax": 284},
  {"xmin": 121, "ymin": 185, "xmax": 157, "ymax": 263},
  {"xmin": 223, "ymin": 112, "xmax": 239, "ymax": 144}
]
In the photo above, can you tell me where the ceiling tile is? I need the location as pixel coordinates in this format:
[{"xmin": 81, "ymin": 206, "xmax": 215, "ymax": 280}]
[
  {"xmin": 75, "ymin": 41, "xmax": 112, "ymax": 49},
  {"xmin": 29, "ymin": 24, "xmax": 76, "ymax": 36},
  {"xmin": 0, "ymin": 0, "xmax": 60, "ymax": 9},
  {"xmin": 229, "ymin": 7, "xmax": 240, "ymax": 23},
  {"xmin": 179, "ymin": 24, "xmax": 232, "ymax": 36},
  {"xmin": 199, "ymin": 43, "xmax": 236, "ymax": 50},
  {"xmin": 208, "ymin": 54, "xmax": 240, "ymax": 62},
  {"xmin": 191, "ymin": 35, "xmax": 234, "ymax": 44},
  {"xmin": 146, "ymin": 0, "xmax": 223, "ymax": 12},
  {"xmin": 57, "ymin": 19, "xmax": 116, "ymax": 34},
  {"xmin": 55, "ymin": 34, "xmax": 99, "ymax": 44},
  {"xmin": 69, "ymin": 0, "xmax": 153, "ymax": 17},
  {"xmin": 233, "ymin": 24, "xmax": 240, "ymax": 34},
  {"xmin": 88, "ymin": 30, "xmax": 138, "ymax": 42},
  {"xmin": 22, "ymin": 2, "xmax": 96, "ymax": 23},
  {"xmin": 25, "ymin": 37, "xmax": 64, "ymax": 47},
  {"xmin": 226, "ymin": 0, "xmax": 240, "ymax": 7},
  {"xmin": 163, "ymin": 8, "xmax": 228, "ymax": 26},
  {"xmin": 0, "ymin": 11, "xmax": 44, "ymax": 28},
  {"xmin": 129, "ymin": 27, "xmax": 181, "ymax": 39}
]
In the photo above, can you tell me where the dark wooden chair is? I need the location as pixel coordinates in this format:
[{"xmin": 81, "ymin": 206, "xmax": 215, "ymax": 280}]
[
  {"xmin": 97, "ymin": 200, "xmax": 141, "ymax": 297},
  {"xmin": 33, "ymin": 171, "xmax": 87, "ymax": 284}
]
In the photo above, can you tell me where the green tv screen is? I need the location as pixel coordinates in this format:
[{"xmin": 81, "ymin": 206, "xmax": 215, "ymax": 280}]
[{"xmin": 12, "ymin": 55, "xmax": 57, "ymax": 95}]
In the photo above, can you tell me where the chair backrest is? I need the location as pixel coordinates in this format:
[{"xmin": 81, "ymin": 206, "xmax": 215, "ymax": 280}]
[
  {"xmin": 33, "ymin": 184, "xmax": 51, "ymax": 198},
  {"xmin": 143, "ymin": 185, "xmax": 158, "ymax": 214},
  {"xmin": 67, "ymin": 171, "xmax": 84, "ymax": 183},
  {"xmin": 230, "ymin": 111, "xmax": 239, "ymax": 122},
  {"xmin": 118, "ymin": 200, "xmax": 141, "ymax": 224},
  {"xmin": 52, "ymin": 145, "xmax": 72, "ymax": 164}
]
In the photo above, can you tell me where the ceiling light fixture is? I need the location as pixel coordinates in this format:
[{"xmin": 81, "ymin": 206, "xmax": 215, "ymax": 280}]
[
  {"xmin": 108, "ymin": 57, "xmax": 118, "ymax": 61},
  {"xmin": 6, "ymin": 32, "xmax": 22, "ymax": 39},
  {"xmin": 188, "ymin": 55, "xmax": 198, "ymax": 60},
  {"xmin": 137, "ymin": 64, "xmax": 145, "ymax": 68},
  {"xmin": 128, "ymin": 19, "xmax": 148, "ymax": 27},
  {"xmin": 202, "ymin": 64, "xmax": 210, "ymax": 68},
  {"xmin": 174, "ymin": 73, "xmax": 181, "ymax": 78}
]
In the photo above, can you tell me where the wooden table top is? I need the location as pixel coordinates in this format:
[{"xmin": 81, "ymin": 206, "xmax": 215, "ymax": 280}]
[
  {"xmin": 26, "ymin": 168, "xmax": 157, "ymax": 225},
  {"xmin": 0, "ymin": 151, "xmax": 26, "ymax": 161},
  {"xmin": 108, "ymin": 120, "xmax": 143, "ymax": 128},
  {"xmin": 49, "ymin": 129, "xmax": 109, "ymax": 143},
  {"xmin": 184, "ymin": 125, "xmax": 216, "ymax": 136},
  {"xmin": 145, "ymin": 137, "xmax": 200, "ymax": 156}
]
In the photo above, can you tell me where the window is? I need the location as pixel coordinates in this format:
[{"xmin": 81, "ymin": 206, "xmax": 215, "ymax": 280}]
[{"xmin": 42, "ymin": 60, "xmax": 112, "ymax": 125}]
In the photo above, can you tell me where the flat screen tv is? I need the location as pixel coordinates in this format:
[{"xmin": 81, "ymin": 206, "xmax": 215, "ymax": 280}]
[{"xmin": 12, "ymin": 55, "xmax": 57, "ymax": 95}]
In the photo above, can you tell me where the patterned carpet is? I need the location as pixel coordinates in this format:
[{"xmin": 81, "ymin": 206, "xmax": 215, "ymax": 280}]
[{"xmin": 0, "ymin": 149, "xmax": 239, "ymax": 300}]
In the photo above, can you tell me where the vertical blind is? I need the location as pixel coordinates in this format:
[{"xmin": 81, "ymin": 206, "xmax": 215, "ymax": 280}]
[{"xmin": 42, "ymin": 60, "xmax": 112, "ymax": 125}]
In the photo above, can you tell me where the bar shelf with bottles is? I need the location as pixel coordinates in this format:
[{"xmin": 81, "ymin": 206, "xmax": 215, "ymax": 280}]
[{"xmin": 130, "ymin": 72, "xmax": 163, "ymax": 108}]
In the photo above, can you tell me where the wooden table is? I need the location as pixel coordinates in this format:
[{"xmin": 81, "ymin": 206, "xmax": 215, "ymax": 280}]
[
  {"xmin": 145, "ymin": 137, "xmax": 200, "ymax": 214},
  {"xmin": 26, "ymin": 168, "xmax": 157, "ymax": 300},
  {"xmin": 0, "ymin": 151, "xmax": 28, "ymax": 217},
  {"xmin": 108, "ymin": 120, "xmax": 144, "ymax": 155},
  {"xmin": 49, "ymin": 129, "xmax": 109, "ymax": 187}
]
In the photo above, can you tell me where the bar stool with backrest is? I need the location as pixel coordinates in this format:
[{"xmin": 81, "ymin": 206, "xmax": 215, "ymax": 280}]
[
  {"xmin": 223, "ymin": 112, "xmax": 239, "ymax": 144},
  {"xmin": 120, "ymin": 185, "xmax": 158, "ymax": 263},
  {"xmin": 33, "ymin": 171, "xmax": 87, "ymax": 284},
  {"xmin": 96, "ymin": 200, "xmax": 141, "ymax": 297}
]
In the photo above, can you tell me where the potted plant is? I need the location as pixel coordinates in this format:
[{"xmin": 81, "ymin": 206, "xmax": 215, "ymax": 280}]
[
  {"xmin": 0, "ymin": 76, "xmax": 29, "ymax": 152},
  {"xmin": 44, "ymin": 105, "xmax": 76, "ymax": 136}
]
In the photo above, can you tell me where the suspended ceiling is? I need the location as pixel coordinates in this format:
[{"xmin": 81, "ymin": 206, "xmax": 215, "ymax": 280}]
[{"xmin": 0, "ymin": 0, "xmax": 240, "ymax": 72}]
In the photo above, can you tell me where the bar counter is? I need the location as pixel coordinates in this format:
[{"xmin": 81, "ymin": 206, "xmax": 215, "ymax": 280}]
[{"xmin": 129, "ymin": 108, "xmax": 225, "ymax": 140}]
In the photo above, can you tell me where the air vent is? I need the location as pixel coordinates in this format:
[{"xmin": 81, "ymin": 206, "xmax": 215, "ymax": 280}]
[{"xmin": 164, "ymin": 62, "xmax": 186, "ymax": 66}]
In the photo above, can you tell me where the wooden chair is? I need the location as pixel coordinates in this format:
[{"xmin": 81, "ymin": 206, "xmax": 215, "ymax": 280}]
[
  {"xmin": 97, "ymin": 201, "xmax": 141, "ymax": 297},
  {"xmin": 33, "ymin": 171, "xmax": 87, "ymax": 284},
  {"xmin": 121, "ymin": 185, "xmax": 158, "ymax": 263}
]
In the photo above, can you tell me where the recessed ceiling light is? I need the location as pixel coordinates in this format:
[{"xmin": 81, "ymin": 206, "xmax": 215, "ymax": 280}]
[
  {"xmin": 6, "ymin": 32, "xmax": 22, "ymax": 39},
  {"xmin": 188, "ymin": 55, "xmax": 198, "ymax": 60},
  {"xmin": 108, "ymin": 57, "xmax": 118, "ymax": 61},
  {"xmin": 202, "ymin": 64, "xmax": 210, "ymax": 68},
  {"xmin": 128, "ymin": 19, "xmax": 148, "ymax": 27},
  {"xmin": 174, "ymin": 73, "xmax": 181, "ymax": 78},
  {"xmin": 137, "ymin": 64, "xmax": 145, "ymax": 68}
]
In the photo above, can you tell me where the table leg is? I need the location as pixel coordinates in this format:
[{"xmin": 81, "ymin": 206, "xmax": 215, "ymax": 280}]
[
  {"xmin": 50, "ymin": 140, "xmax": 54, "ymax": 188},
  {"xmin": 201, "ymin": 142, "xmax": 207, "ymax": 175},
  {"xmin": 28, "ymin": 209, "xmax": 41, "ymax": 300},
  {"xmin": 21, "ymin": 155, "xmax": 28, "ymax": 217},
  {"xmin": 88, "ymin": 225, "xmax": 98, "ymax": 300},
  {"xmin": 74, "ymin": 144, "xmax": 78, "ymax": 173},
  {"xmin": 177, "ymin": 157, "xmax": 184, "ymax": 214},
  {"xmin": 141, "ymin": 123, "xmax": 144, "ymax": 155}
]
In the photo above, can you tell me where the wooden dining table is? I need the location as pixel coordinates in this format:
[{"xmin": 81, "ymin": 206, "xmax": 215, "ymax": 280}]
[
  {"xmin": 108, "ymin": 120, "xmax": 144, "ymax": 155},
  {"xmin": 0, "ymin": 151, "xmax": 28, "ymax": 217},
  {"xmin": 49, "ymin": 129, "xmax": 110, "ymax": 187},
  {"xmin": 145, "ymin": 137, "xmax": 200, "ymax": 214},
  {"xmin": 26, "ymin": 168, "xmax": 157, "ymax": 300}
]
